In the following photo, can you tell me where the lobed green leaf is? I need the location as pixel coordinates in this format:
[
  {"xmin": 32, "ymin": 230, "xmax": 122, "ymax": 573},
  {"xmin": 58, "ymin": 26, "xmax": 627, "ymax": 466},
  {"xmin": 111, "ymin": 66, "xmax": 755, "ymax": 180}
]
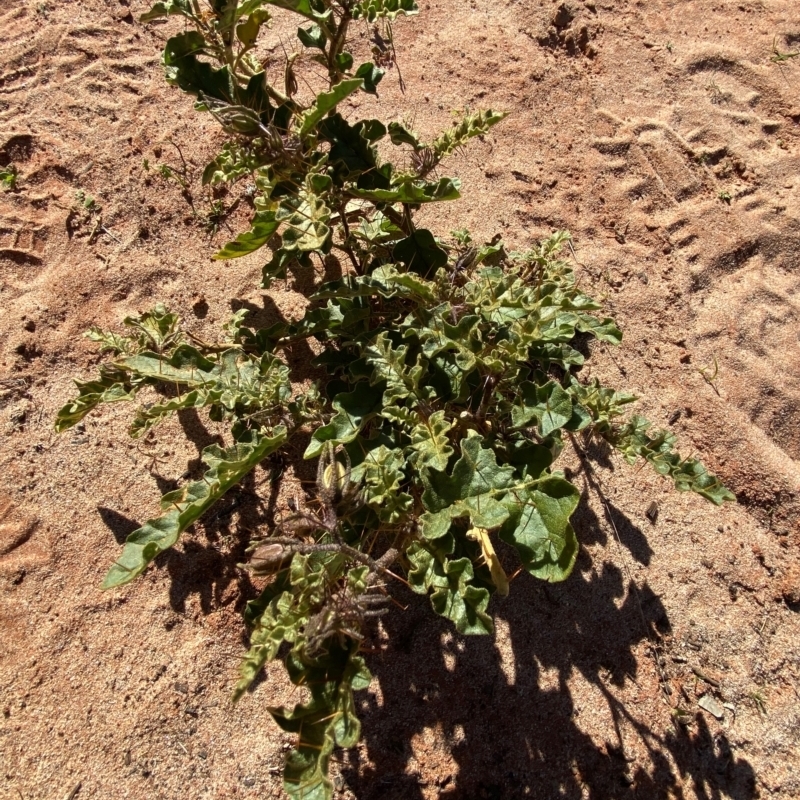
[
  {"xmin": 350, "ymin": 176, "xmax": 461, "ymax": 205},
  {"xmin": 498, "ymin": 477, "xmax": 580, "ymax": 583},
  {"xmin": 430, "ymin": 110, "xmax": 508, "ymax": 161},
  {"xmin": 140, "ymin": 0, "xmax": 192, "ymax": 23},
  {"xmin": 163, "ymin": 32, "xmax": 235, "ymax": 103},
  {"xmin": 407, "ymin": 409, "xmax": 454, "ymax": 471},
  {"xmin": 407, "ymin": 539, "xmax": 493, "ymax": 635},
  {"xmin": 511, "ymin": 381, "xmax": 574, "ymax": 436},
  {"xmin": 392, "ymin": 228, "xmax": 448, "ymax": 277},
  {"xmin": 272, "ymin": 645, "xmax": 369, "ymax": 800},
  {"xmin": 305, "ymin": 384, "xmax": 384, "ymax": 459},
  {"xmin": 55, "ymin": 369, "xmax": 138, "ymax": 432}
]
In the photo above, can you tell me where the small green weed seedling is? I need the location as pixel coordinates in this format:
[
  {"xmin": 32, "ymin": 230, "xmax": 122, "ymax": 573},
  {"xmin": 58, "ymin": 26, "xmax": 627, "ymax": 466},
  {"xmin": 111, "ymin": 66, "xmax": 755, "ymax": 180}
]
[
  {"xmin": 771, "ymin": 36, "xmax": 800, "ymax": 62},
  {"xmin": 57, "ymin": 3, "xmax": 735, "ymax": 798},
  {"xmin": 697, "ymin": 355, "xmax": 721, "ymax": 396},
  {"xmin": 74, "ymin": 189, "xmax": 100, "ymax": 212},
  {"xmin": 156, "ymin": 163, "xmax": 189, "ymax": 189},
  {"xmin": 0, "ymin": 165, "xmax": 18, "ymax": 191}
]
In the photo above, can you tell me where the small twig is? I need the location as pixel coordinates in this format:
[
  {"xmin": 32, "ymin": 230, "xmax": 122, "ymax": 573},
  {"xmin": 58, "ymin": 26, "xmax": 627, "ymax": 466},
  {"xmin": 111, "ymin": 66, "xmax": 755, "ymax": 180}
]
[
  {"xmin": 337, "ymin": 201, "xmax": 363, "ymax": 275},
  {"xmin": 474, "ymin": 374, "xmax": 497, "ymax": 421},
  {"xmin": 87, "ymin": 218, "xmax": 102, "ymax": 244},
  {"xmin": 167, "ymin": 137, "xmax": 190, "ymax": 179},
  {"xmin": 265, "ymin": 537, "xmax": 405, "ymax": 585},
  {"xmin": 691, "ymin": 666, "xmax": 720, "ymax": 688},
  {"xmin": 100, "ymin": 225, "xmax": 121, "ymax": 244},
  {"xmin": 696, "ymin": 355, "xmax": 720, "ymax": 396},
  {"xmin": 62, "ymin": 782, "xmax": 82, "ymax": 800},
  {"xmin": 567, "ymin": 238, "xmax": 587, "ymax": 270},
  {"xmin": 186, "ymin": 330, "xmax": 242, "ymax": 353}
]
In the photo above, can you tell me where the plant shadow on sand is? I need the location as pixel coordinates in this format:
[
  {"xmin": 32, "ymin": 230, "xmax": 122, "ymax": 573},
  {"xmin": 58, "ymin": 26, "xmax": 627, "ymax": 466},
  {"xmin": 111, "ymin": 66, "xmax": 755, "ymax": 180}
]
[
  {"xmin": 341, "ymin": 502, "xmax": 757, "ymax": 800},
  {"xmin": 94, "ymin": 435, "xmax": 757, "ymax": 799},
  {"xmin": 92, "ymin": 292, "xmax": 755, "ymax": 800}
]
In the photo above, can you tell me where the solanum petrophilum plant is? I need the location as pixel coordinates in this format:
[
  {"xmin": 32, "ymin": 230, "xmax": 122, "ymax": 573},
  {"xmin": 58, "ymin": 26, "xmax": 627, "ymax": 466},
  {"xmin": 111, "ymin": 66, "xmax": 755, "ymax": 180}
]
[{"xmin": 56, "ymin": 2, "xmax": 735, "ymax": 797}]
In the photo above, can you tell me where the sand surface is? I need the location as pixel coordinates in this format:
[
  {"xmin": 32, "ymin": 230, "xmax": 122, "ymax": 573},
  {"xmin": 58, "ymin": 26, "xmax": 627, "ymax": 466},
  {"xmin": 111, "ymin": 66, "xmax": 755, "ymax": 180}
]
[{"xmin": 1, "ymin": 1, "xmax": 799, "ymax": 798}]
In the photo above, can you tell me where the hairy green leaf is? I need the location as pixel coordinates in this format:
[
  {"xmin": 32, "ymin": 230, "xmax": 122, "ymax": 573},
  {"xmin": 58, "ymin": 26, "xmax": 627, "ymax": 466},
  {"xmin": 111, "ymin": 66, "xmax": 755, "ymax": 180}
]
[
  {"xmin": 163, "ymin": 32, "xmax": 234, "ymax": 103},
  {"xmin": 388, "ymin": 121, "xmax": 422, "ymax": 149},
  {"xmin": 575, "ymin": 313, "xmax": 622, "ymax": 345},
  {"xmin": 421, "ymin": 432, "xmax": 516, "ymax": 533},
  {"xmin": 498, "ymin": 477, "xmax": 580, "ymax": 582},
  {"xmin": 140, "ymin": 0, "xmax": 192, "ymax": 22},
  {"xmin": 365, "ymin": 332, "xmax": 426, "ymax": 405},
  {"xmin": 214, "ymin": 210, "xmax": 279, "ymax": 258},
  {"xmin": 393, "ymin": 228, "xmax": 448, "ymax": 277},
  {"xmin": 318, "ymin": 114, "xmax": 383, "ymax": 180},
  {"xmin": 297, "ymin": 23, "xmax": 326, "ymax": 49},
  {"xmin": 123, "ymin": 304, "xmax": 183, "ymax": 351},
  {"xmin": 511, "ymin": 381, "xmax": 573, "ymax": 436},
  {"xmin": 336, "ymin": 51, "xmax": 354, "ymax": 72},
  {"xmin": 350, "ymin": 176, "xmax": 461, "ymax": 204},
  {"xmin": 609, "ymin": 416, "xmax": 736, "ymax": 505},
  {"xmin": 431, "ymin": 110, "xmax": 508, "ymax": 161},
  {"xmin": 305, "ymin": 384, "xmax": 384, "ymax": 458},
  {"xmin": 407, "ymin": 539, "xmax": 493, "ymax": 634},
  {"xmin": 312, "ymin": 266, "xmax": 436, "ymax": 303},
  {"xmin": 272, "ymin": 645, "xmax": 369, "ymax": 800},
  {"xmin": 277, "ymin": 189, "xmax": 331, "ymax": 252},
  {"xmin": 349, "ymin": 443, "xmax": 412, "ymax": 522},
  {"xmin": 407, "ymin": 409, "xmax": 454, "ymax": 471},
  {"xmin": 103, "ymin": 429, "xmax": 286, "ymax": 588},
  {"xmin": 55, "ymin": 368, "xmax": 139, "ymax": 432},
  {"xmin": 298, "ymin": 80, "xmax": 363, "ymax": 137},
  {"xmin": 354, "ymin": 62, "xmax": 384, "ymax": 94},
  {"xmin": 263, "ymin": 0, "xmax": 333, "ymax": 28},
  {"xmin": 236, "ymin": 8, "xmax": 272, "ymax": 46},
  {"xmin": 128, "ymin": 350, "xmax": 292, "ymax": 436}
]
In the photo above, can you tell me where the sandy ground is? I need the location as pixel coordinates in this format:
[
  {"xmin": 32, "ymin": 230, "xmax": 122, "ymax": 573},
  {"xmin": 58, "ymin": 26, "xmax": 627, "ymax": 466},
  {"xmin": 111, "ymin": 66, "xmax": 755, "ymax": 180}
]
[{"xmin": 1, "ymin": 0, "xmax": 800, "ymax": 798}]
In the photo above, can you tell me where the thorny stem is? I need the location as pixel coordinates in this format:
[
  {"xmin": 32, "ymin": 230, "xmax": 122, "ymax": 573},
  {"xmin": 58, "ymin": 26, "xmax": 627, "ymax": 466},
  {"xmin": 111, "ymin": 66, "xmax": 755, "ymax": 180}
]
[{"xmin": 264, "ymin": 537, "xmax": 401, "ymax": 583}]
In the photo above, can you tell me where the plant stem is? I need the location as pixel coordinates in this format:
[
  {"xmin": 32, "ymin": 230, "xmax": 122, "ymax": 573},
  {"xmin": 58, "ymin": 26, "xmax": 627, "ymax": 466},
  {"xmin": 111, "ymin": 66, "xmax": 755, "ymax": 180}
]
[
  {"xmin": 337, "ymin": 202, "xmax": 363, "ymax": 274},
  {"xmin": 326, "ymin": 5, "xmax": 353, "ymax": 85}
]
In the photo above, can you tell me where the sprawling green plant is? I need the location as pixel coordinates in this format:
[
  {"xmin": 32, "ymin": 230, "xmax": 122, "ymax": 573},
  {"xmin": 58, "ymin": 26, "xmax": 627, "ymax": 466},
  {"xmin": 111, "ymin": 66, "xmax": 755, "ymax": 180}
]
[{"xmin": 57, "ymin": 2, "xmax": 734, "ymax": 797}]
